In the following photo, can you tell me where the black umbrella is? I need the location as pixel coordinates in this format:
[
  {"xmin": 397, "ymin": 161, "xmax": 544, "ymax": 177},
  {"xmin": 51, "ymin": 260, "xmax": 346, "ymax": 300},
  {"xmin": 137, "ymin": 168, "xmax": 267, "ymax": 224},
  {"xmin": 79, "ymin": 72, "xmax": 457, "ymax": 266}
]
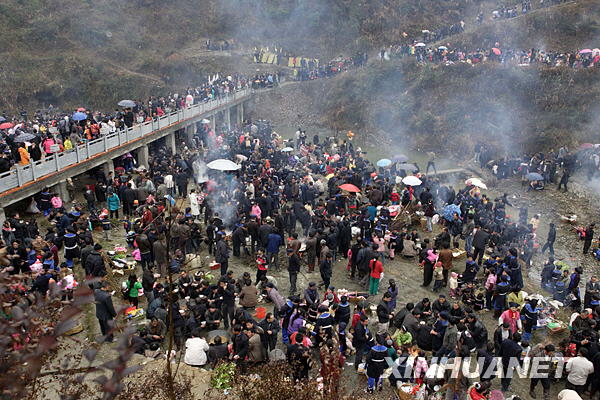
[{"xmin": 14, "ymin": 132, "xmax": 36, "ymax": 142}]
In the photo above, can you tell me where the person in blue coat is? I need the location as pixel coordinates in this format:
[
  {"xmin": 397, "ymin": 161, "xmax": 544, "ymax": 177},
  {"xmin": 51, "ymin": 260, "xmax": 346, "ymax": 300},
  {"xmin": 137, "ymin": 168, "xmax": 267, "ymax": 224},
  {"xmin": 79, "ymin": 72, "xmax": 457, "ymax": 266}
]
[{"xmin": 386, "ymin": 279, "xmax": 398, "ymax": 311}]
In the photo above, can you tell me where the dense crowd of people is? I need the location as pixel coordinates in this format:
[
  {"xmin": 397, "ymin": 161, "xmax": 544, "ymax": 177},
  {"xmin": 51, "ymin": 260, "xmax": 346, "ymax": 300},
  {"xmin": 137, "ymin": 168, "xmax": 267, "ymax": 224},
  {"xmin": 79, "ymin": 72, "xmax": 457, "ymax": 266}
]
[
  {"xmin": 0, "ymin": 73, "xmax": 251, "ymax": 173},
  {"xmin": 3, "ymin": 98, "xmax": 600, "ymax": 399},
  {"xmin": 380, "ymin": 43, "xmax": 600, "ymax": 68}
]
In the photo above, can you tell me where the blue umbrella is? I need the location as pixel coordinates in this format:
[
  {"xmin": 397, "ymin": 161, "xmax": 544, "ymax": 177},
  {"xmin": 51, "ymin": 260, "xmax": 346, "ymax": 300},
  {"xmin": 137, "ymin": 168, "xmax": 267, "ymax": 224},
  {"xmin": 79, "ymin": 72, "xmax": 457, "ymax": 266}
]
[
  {"xmin": 377, "ymin": 158, "xmax": 392, "ymax": 168},
  {"xmin": 525, "ymin": 172, "xmax": 543, "ymax": 181},
  {"xmin": 72, "ymin": 112, "xmax": 87, "ymax": 121},
  {"xmin": 0, "ymin": 116, "xmax": 6, "ymax": 123},
  {"xmin": 443, "ymin": 204, "xmax": 461, "ymax": 221}
]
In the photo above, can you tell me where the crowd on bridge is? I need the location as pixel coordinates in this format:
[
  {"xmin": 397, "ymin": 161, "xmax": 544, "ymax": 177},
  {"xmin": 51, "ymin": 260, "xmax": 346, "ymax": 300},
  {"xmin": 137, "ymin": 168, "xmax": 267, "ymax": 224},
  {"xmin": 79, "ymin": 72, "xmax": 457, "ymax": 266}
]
[
  {"xmin": 3, "ymin": 100, "xmax": 600, "ymax": 399},
  {"xmin": 0, "ymin": 73, "xmax": 253, "ymax": 174}
]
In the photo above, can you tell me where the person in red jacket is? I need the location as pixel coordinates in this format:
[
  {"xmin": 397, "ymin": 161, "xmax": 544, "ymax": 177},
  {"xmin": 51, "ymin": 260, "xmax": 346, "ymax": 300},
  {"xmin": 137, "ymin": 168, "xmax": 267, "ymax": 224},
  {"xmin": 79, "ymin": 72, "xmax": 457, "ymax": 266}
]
[{"xmin": 369, "ymin": 254, "xmax": 384, "ymax": 295}]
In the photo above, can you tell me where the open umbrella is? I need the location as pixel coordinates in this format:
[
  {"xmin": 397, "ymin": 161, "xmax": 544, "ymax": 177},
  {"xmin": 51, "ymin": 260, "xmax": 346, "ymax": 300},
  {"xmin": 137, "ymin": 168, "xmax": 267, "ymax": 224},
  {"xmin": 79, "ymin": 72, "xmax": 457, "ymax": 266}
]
[
  {"xmin": 465, "ymin": 177, "xmax": 487, "ymax": 190},
  {"xmin": 72, "ymin": 112, "xmax": 87, "ymax": 121},
  {"xmin": 0, "ymin": 122, "xmax": 14, "ymax": 130},
  {"xmin": 580, "ymin": 143, "xmax": 594, "ymax": 149},
  {"xmin": 443, "ymin": 204, "xmax": 461, "ymax": 221},
  {"xmin": 201, "ymin": 119, "xmax": 210, "ymax": 124},
  {"xmin": 281, "ymin": 147, "xmax": 294, "ymax": 152},
  {"xmin": 525, "ymin": 172, "xmax": 544, "ymax": 181},
  {"xmin": 338, "ymin": 183, "xmax": 361, "ymax": 193},
  {"xmin": 438, "ymin": 46, "xmax": 448, "ymax": 50},
  {"xmin": 377, "ymin": 158, "xmax": 392, "ymax": 167},
  {"xmin": 397, "ymin": 163, "xmax": 417, "ymax": 170},
  {"xmin": 206, "ymin": 159, "xmax": 241, "ymax": 171},
  {"xmin": 118, "ymin": 99, "xmax": 136, "ymax": 108},
  {"xmin": 14, "ymin": 132, "xmax": 36, "ymax": 142},
  {"xmin": 392, "ymin": 154, "xmax": 408, "ymax": 163},
  {"xmin": 77, "ymin": 107, "xmax": 86, "ymax": 112},
  {"xmin": 402, "ymin": 176, "xmax": 422, "ymax": 186},
  {"xmin": 491, "ymin": 48, "xmax": 501, "ymax": 55},
  {"xmin": 580, "ymin": 49, "xmax": 593, "ymax": 54},
  {"xmin": 415, "ymin": 43, "xmax": 426, "ymax": 47},
  {"xmin": 0, "ymin": 116, "xmax": 6, "ymax": 123}
]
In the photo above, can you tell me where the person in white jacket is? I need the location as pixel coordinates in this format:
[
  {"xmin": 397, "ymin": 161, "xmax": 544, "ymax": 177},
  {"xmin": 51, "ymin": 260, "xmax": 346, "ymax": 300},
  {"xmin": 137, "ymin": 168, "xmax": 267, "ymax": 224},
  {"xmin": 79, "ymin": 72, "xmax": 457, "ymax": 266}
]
[
  {"xmin": 184, "ymin": 330, "xmax": 209, "ymax": 367},
  {"xmin": 189, "ymin": 189, "xmax": 200, "ymax": 219}
]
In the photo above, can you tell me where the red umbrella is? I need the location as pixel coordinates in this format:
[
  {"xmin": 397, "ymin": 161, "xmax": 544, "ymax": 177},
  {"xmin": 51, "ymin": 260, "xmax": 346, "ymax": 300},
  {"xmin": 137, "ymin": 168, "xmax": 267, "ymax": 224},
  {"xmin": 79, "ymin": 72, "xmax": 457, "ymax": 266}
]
[
  {"xmin": 491, "ymin": 48, "xmax": 501, "ymax": 55},
  {"xmin": 77, "ymin": 107, "xmax": 86, "ymax": 112},
  {"xmin": 338, "ymin": 183, "xmax": 360, "ymax": 193},
  {"xmin": 0, "ymin": 122, "xmax": 14, "ymax": 130},
  {"xmin": 580, "ymin": 143, "xmax": 594, "ymax": 149}
]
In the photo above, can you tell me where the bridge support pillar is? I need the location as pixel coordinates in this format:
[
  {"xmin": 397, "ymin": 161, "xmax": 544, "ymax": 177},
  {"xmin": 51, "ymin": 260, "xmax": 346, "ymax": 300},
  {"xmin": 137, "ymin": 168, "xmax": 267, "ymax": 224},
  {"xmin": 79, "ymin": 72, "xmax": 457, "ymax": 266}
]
[
  {"xmin": 137, "ymin": 145, "xmax": 149, "ymax": 169},
  {"xmin": 102, "ymin": 160, "xmax": 114, "ymax": 180},
  {"xmin": 225, "ymin": 107, "xmax": 231, "ymax": 131},
  {"xmin": 53, "ymin": 181, "xmax": 70, "ymax": 203},
  {"xmin": 167, "ymin": 132, "xmax": 177, "ymax": 154},
  {"xmin": 237, "ymin": 103, "xmax": 244, "ymax": 125},
  {"xmin": 186, "ymin": 124, "xmax": 197, "ymax": 146}
]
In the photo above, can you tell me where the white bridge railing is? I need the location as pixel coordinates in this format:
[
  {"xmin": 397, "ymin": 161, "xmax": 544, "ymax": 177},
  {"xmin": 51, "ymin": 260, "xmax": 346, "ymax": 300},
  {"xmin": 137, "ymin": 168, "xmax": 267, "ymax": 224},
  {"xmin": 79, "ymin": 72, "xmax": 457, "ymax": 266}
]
[{"xmin": 0, "ymin": 88, "xmax": 250, "ymax": 193}]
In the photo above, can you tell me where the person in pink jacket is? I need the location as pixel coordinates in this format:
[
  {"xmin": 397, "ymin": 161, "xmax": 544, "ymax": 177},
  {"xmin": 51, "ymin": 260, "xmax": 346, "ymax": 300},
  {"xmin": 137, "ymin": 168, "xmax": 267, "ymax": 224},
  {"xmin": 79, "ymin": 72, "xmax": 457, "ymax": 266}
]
[
  {"xmin": 50, "ymin": 193, "xmax": 62, "ymax": 210},
  {"xmin": 372, "ymin": 234, "xmax": 387, "ymax": 265},
  {"xmin": 499, "ymin": 303, "xmax": 522, "ymax": 334},
  {"xmin": 43, "ymin": 137, "xmax": 55, "ymax": 155}
]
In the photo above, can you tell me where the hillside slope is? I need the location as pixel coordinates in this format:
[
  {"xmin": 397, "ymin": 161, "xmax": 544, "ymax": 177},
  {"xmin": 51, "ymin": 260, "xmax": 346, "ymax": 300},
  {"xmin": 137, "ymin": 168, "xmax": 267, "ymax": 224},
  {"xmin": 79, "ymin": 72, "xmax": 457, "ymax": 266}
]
[{"xmin": 321, "ymin": 61, "xmax": 600, "ymax": 155}]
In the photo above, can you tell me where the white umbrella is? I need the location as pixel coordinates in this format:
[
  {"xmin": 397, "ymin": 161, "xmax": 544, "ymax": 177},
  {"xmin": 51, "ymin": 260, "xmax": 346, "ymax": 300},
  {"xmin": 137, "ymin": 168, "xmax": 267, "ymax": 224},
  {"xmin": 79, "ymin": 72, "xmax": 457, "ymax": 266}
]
[
  {"xmin": 201, "ymin": 119, "xmax": 210, "ymax": 124},
  {"xmin": 281, "ymin": 147, "xmax": 294, "ymax": 152},
  {"xmin": 465, "ymin": 178, "xmax": 487, "ymax": 190},
  {"xmin": 235, "ymin": 154, "xmax": 248, "ymax": 162},
  {"xmin": 207, "ymin": 159, "xmax": 241, "ymax": 171},
  {"xmin": 415, "ymin": 43, "xmax": 426, "ymax": 47},
  {"xmin": 438, "ymin": 46, "xmax": 448, "ymax": 50},
  {"xmin": 402, "ymin": 176, "xmax": 422, "ymax": 186}
]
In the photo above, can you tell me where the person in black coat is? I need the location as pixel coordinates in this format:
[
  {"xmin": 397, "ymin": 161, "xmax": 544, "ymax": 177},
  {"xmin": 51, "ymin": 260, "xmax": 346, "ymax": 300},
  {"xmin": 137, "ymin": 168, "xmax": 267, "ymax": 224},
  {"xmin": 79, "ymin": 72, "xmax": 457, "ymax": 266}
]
[
  {"xmin": 583, "ymin": 223, "xmax": 595, "ymax": 255},
  {"xmin": 231, "ymin": 225, "xmax": 247, "ymax": 257},
  {"xmin": 392, "ymin": 303, "xmax": 414, "ymax": 329},
  {"xmin": 86, "ymin": 244, "xmax": 106, "ymax": 277},
  {"xmin": 472, "ymin": 226, "xmax": 490, "ymax": 265},
  {"xmin": 319, "ymin": 253, "xmax": 332, "ymax": 289},
  {"xmin": 541, "ymin": 222, "xmax": 556, "ymax": 256},
  {"xmin": 478, "ymin": 342, "xmax": 496, "ymax": 381},
  {"xmin": 94, "ymin": 281, "xmax": 117, "ymax": 342},
  {"xmin": 232, "ymin": 325, "xmax": 250, "ymax": 371},
  {"xmin": 287, "ymin": 333, "xmax": 312, "ymax": 381},
  {"xmin": 352, "ymin": 315, "xmax": 372, "ymax": 370},
  {"xmin": 467, "ymin": 314, "xmax": 488, "ymax": 349},
  {"xmin": 493, "ymin": 322, "xmax": 513, "ymax": 355},
  {"xmin": 499, "ymin": 333, "xmax": 522, "ymax": 391}
]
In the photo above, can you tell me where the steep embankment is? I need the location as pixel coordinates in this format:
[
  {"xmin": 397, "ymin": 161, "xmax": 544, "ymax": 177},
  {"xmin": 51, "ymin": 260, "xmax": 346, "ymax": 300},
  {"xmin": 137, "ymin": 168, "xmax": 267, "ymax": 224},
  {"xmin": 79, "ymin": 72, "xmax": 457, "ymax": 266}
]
[
  {"xmin": 320, "ymin": 0, "xmax": 600, "ymax": 155},
  {"xmin": 321, "ymin": 62, "xmax": 600, "ymax": 154},
  {"xmin": 0, "ymin": 0, "xmax": 505, "ymax": 111}
]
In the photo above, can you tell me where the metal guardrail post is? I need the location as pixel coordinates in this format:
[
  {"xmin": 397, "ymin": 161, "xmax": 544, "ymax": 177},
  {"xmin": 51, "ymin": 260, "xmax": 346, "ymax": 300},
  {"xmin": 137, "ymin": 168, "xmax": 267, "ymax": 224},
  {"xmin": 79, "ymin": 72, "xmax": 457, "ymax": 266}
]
[
  {"xmin": 85, "ymin": 141, "xmax": 90, "ymax": 160},
  {"xmin": 103, "ymin": 135, "xmax": 108, "ymax": 152},
  {"xmin": 15, "ymin": 167, "xmax": 21, "ymax": 187},
  {"xmin": 125, "ymin": 128, "xmax": 130, "ymax": 142},
  {"xmin": 54, "ymin": 154, "xmax": 60, "ymax": 171},
  {"xmin": 31, "ymin": 163, "xmax": 36, "ymax": 181},
  {"xmin": 76, "ymin": 145, "xmax": 81, "ymax": 163}
]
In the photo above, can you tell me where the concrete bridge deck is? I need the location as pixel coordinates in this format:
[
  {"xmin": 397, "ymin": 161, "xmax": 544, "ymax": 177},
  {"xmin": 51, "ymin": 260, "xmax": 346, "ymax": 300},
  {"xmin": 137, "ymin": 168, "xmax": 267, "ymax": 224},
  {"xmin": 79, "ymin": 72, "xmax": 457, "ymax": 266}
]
[{"xmin": 0, "ymin": 88, "xmax": 251, "ymax": 218}]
